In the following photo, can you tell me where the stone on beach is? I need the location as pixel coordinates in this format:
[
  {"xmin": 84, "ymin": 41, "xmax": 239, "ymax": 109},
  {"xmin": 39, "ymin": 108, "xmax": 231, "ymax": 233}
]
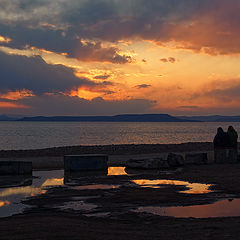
[
  {"xmin": 167, "ymin": 153, "xmax": 184, "ymax": 167},
  {"xmin": 125, "ymin": 158, "xmax": 169, "ymax": 169},
  {"xmin": 0, "ymin": 161, "xmax": 32, "ymax": 175},
  {"xmin": 185, "ymin": 153, "xmax": 208, "ymax": 165},
  {"xmin": 64, "ymin": 154, "xmax": 108, "ymax": 172}
]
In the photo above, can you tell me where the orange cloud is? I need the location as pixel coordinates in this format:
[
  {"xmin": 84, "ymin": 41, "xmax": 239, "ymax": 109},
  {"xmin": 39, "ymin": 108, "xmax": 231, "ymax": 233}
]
[
  {"xmin": 0, "ymin": 35, "xmax": 11, "ymax": 43},
  {"xmin": 0, "ymin": 102, "xmax": 29, "ymax": 109},
  {"xmin": 0, "ymin": 90, "xmax": 34, "ymax": 100}
]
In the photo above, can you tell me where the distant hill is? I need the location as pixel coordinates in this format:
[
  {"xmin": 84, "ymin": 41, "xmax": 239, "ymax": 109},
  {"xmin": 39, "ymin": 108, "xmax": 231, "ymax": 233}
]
[
  {"xmin": 17, "ymin": 114, "xmax": 199, "ymax": 122},
  {"xmin": 0, "ymin": 115, "xmax": 18, "ymax": 121},
  {"xmin": 179, "ymin": 115, "xmax": 240, "ymax": 122},
  {"xmin": 4, "ymin": 114, "xmax": 240, "ymax": 122}
]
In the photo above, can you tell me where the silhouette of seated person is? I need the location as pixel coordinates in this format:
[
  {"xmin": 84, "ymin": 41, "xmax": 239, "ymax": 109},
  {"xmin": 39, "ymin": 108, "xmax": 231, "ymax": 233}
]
[
  {"xmin": 227, "ymin": 126, "xmax": 238, "ymax": 149},
  {"xmin": 213, "ymin": 127, "xmax": 230, "ymax": 149}
]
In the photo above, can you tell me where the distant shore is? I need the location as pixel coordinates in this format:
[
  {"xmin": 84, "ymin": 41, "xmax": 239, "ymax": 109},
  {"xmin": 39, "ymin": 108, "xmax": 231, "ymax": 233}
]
[{"xmin": 0, "ymin": 142, "xmax": 215, "ymax": 158}]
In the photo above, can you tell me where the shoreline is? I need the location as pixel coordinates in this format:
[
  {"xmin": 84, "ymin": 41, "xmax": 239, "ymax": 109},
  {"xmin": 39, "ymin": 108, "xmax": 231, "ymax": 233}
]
[
  {"xmin": 0, "ymin": 142, "xmax": 216, "ymax": 170},
  {"xmin": 0, "ymin": 142, "xmax": 214, "ymax": 158}
]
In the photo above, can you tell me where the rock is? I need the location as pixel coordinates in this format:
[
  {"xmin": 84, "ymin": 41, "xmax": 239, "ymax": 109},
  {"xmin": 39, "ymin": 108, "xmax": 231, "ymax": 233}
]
[
  {"xmin": 167, "ymin": 153, "xmax": 184, "ymax": 167},
  {"xmin": 185, "ymin": 153, "xmax": 208, "ymax": 165},
  {"xmin": 125, "ymin": 158, "xmax": 169, "ymax": 169}
]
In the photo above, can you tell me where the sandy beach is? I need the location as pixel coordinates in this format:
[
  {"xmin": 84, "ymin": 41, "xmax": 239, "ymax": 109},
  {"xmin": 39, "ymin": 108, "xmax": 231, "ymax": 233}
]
[{"xmin": 1, "ymin": 142, "xmax": 240, "ymax": 240}]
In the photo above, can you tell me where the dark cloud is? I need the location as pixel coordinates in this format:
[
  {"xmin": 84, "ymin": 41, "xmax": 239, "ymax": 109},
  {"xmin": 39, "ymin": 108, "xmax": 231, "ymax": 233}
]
[
  {"xmin": 14, "ymin": 94, "xmax": 154, "ymax": 115},
  {"xmin": 160, "ymin": 58, "xmax": 168, "ymax": 63},
  {"xmin": 0, "ymin": 24, "xmax": 131, "ymax": 64},
  {"xmin": 94, "ymin": 75, "xmax": 111, "ymax": 80},
  {"xmin": 160, "ymin": 57, "xmax": 176, "ymax": 63},
  {"xmin": 0, "ymin": 51, "xmax": 94, "ymax": 94},
  {"xmin": 1, "ymin": 0, "xmax": 240, "ymax": 58},
  {"xmin": 135, "ymin": 84, "xmax": 152, "ymax": 89}
]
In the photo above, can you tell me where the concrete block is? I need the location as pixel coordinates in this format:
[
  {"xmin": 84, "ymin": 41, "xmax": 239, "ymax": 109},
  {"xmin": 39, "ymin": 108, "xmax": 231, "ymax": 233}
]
[
  {"xmin": 167, "ymin": 153, "xmax": 184, "ymax": 167},
  {"xmin": 0, "ymin": 176, "xmax": 32, "ymax": 188},
  {"xmin": 0, "ymin": 161, "xmax": 32, "ymax": 175},
  {"xmin": 185, "ymin": 153, "xmax": 208, "ymax": 165},
  {"xmin": 214, "ymin": 148, "xmax": 238, "ymax": 164},
  {"xmin": 64, "ymin": 154, "xmax": 108, "ymax": 172}
]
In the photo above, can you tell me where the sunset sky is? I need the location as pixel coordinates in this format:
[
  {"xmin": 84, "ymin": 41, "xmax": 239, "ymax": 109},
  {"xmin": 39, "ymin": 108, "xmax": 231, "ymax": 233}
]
[{"xmin": 0, "ymin": 0, "xmax": 240, "ymax": 116}]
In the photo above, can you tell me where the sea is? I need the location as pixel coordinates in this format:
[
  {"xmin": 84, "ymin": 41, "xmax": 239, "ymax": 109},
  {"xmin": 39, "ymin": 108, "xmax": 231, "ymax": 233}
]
[{"xmin": 0, "ymin": 121, "xmax": 239, "ymax": 150}]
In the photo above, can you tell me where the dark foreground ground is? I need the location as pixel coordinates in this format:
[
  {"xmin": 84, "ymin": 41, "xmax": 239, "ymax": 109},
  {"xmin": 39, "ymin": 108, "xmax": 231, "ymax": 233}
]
[{"xmin": 1, "ymin": 143, "xmax": 240, "ymax": 240}]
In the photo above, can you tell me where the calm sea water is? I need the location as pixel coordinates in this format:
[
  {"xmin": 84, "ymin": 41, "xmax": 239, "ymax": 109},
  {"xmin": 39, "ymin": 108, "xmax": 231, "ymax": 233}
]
[{"xmin": 0, "ymin": 121, "xmax": 239, "ymax": 150}]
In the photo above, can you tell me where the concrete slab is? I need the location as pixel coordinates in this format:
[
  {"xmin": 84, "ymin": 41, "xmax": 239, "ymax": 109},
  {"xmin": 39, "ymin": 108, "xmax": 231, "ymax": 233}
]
[
  {"xmin": 64, "ymin": 154, "xmax": 108, "ymax": 172},
  {"xmin": 0, "ymin": 161, "xmax": 32, "ymax": 175}
]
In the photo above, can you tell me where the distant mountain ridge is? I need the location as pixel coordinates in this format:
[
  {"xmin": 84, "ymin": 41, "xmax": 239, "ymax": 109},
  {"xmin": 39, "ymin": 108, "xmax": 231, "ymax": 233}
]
[
  {"xmin": 179, "ymin": 115, "xmax": 240, "ymax": 122},
  {"xmin": 1, "ymin": 114, "xmax": 240, "ymax": 122},
  {"xmin": 17, "ymin": 114, "xmax": 199, "ymax": 122}
]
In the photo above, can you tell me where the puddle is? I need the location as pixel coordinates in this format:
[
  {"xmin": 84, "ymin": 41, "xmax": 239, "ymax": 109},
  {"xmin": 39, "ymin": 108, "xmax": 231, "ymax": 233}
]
[
  {"xmin": 64, "ymin": 167, "xmax": 127, "ymax": 185},
  {"xmin": 84, "ymin": 212, "xmax": 110, "ymax": 217},
  {"xmin": 58, "ymin": 201, "xmax": 97, "ymax": 212},
  {"xmin": 136, "ymin": 199, "xmax": 240, "ymax": 218},
  {"xmin": 131, "ymin": 179, "xmax": 213, "ymax": 194},
  {"xmin": 0, "ymin": 167, "xmax": 122, "ymax": 218},
  {"xmin": 108, "ymin": 167, "xmax": 127, "ymax": 176},
  {"xmin": 0, "ymin": 170, "xmax": 64, "ymax": 218},
  {"xmin": 72, "ymin": 184, "xmax": 120, "ymax": 190}
]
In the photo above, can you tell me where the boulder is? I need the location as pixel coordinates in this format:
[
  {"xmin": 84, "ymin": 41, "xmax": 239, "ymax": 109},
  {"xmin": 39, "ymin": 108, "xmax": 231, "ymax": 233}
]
[
  {"xmin": 185, "ymin": 153, "xmax": 208, "ymax": 165},
  {"xmin": 125, "ymin": 158, "xmax": 169, "ymax": 169},
  {"xmin": 167, "ymin": 153, "xmax": 184, "ymax": 167}
]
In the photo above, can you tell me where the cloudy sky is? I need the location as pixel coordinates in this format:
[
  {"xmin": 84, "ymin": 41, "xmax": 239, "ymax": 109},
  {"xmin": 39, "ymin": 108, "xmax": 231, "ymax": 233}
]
[{"xmin": 0, "ymin": 0, "xmax": 240, "ymax": 116}]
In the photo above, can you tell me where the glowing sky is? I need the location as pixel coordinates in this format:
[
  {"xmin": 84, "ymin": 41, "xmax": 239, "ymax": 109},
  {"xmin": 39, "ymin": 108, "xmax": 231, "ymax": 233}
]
[{"xmin": 0, "ymin": 0, "xmax": 240, "ymax": 116}]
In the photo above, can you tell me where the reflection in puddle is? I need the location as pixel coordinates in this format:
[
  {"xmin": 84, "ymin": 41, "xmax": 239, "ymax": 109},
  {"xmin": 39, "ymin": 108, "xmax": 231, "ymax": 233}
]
[
  {"xmin": 0, "ymin": 200, "xmax": 10, "ymax": 207},
  {"xmin": 72, "ymin": 184, "xmax": 120, "ymax": 190},
  {"xmin": 59, "ymin": 201, "xmax": 97, "ymax": 212},
  {"xmin": 84, "ymin": 212, "xmax": 110, "ymax": 217},
  {"xmin": 136, "ymin": 199, "xmax": 240, "ymax": 218},
  {"xmin": 0, "ymin": 170, "xmax": 64, "ymax": 218},
  {"xmin": 132, "ymin": 179, "xmax": 213, "ymax": 194},
  {"xmin": 108, "ymin": 167, "xmax": 127, "ymax": 176}
]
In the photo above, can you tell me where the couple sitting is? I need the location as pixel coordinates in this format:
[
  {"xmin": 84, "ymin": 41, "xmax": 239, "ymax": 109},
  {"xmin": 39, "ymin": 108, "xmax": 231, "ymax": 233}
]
[
  {"xmin": 214, "ymin": 126, "xmax": 238, "ymax": 163},
  {"xmin": 214, "ymin": 126, "xmax": 238, "ymax": 149}
]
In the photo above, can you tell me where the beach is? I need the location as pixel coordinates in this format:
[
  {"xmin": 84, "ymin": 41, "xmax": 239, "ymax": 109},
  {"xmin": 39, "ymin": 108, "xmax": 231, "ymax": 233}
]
[
  {"xmin": 0, "ymin": 142, "xmax": 213, "ymax": 170},
  {"xmin": 1, "ymin": 142, "xmax": 240, "ymax": 239}
]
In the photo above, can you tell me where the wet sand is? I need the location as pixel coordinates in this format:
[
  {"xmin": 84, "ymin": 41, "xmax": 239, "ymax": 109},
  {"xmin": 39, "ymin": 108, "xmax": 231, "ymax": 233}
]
[{"xmin": 1, "ymin": 143, "xmax": 240, "ymax": 239}]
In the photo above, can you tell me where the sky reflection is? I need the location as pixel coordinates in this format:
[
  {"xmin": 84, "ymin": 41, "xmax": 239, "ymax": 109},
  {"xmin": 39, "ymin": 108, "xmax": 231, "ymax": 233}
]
[
  {"xmin": 132, "ymin": 179, "xmax": 213, "ymax": 194},
  {"xmin": 136, "ymin": 199, "xmax": 240, "ymax": 218}
]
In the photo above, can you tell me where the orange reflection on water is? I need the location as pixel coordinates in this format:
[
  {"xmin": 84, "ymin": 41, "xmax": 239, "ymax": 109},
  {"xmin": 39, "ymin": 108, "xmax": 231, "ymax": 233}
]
[
  {"xmin": 0, "ymin": 200, "xmax": 10, "ymax": 207},
  {"xmin": 132, "ymin": 179, "xmax": 212, "ymax": 194},
  {"xmin": 108, "ymin": 167, "xmax": 127, "ymax": 176},
  {"xmin": 137, "ymin": 199, "xmax": 240, "ymax": 218},
  {"xmin": 0, "ymin": 178, "xmax": 64, "ymax": 198},
  {"xmin": 42, "ymin": 178, "xmax": 64, "ymax": 187},
  {"xmin": 0, "ymin": 186, "xmax": 44, "ymax": 197}
]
